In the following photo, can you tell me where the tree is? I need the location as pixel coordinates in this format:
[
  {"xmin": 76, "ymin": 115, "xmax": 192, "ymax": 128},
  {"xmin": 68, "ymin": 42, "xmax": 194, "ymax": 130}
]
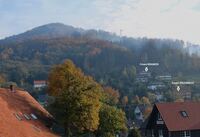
[
  {"xmin": 128, "ymin": 127, "xmax": 141, "ymax": 137},
  {"xmin": 96, "ymin": 104, "xmax": 127, "ymax": 137},
  {"xmin": 122, "ymin": 65, "xmax": 136, "ymax": 81},
  {"xmin": 104, "ymin": 86, "xmax": 120, "ymax": 105},
  {"xmin": 48, "ymin": 60, "xmax": 103, "ymax": 136},
  {"xmin": 122, "ymin": 96, "xmax": 129, "ymax": 106},
  {"xmin": 131, "ymin": 95, "xmax": 141, "ymax": 105},
  {"xmin": 0, "ymin": 74, "xmax": 6, "ymax": 84},
  {"xmin": 147, "ymin": 92, "xmax": 157, "ymax": 103},
  {"xmin": 143, "ymin": 107, "xmax": 152, "ymax": 119},
  {"xmin": 141, "ymin": 96, "xmax": 151, "ymax": 105}
]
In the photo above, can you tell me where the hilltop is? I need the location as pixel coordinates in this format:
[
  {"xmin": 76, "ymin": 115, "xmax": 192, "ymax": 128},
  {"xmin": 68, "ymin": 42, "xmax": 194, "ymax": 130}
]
[{"xmin": 1, "ymin": 23, "xmax": 120, "ymax": 43}]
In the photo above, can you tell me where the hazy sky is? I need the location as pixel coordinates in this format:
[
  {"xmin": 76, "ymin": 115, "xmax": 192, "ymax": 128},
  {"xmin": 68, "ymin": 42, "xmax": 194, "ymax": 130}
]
[{"xmin": 1, "ymin": 0, "xmax": 200, "ymax": 44}]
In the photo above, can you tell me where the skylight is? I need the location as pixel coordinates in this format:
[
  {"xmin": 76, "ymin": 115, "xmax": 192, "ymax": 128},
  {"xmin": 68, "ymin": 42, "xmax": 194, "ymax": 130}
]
[
  {"xmin": 30, "ymin": 113, "xmax": 38, "ymax": 120},
  {"xmin": 180, "ymin": 111, "xmax": 188, "ymax": 117},
  {"xmin": 24, "ymin": 114, "xmax": 31, "ymax": 120}
]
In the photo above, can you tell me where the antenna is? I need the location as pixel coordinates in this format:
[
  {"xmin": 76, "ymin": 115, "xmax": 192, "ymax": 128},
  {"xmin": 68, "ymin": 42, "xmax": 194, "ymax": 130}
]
[
  {"xmin": 120, "ymin": 29, "xmax": 122, "ymax": 37},
  {"xmin": 120, "ymin": 29, "xmax": 123, "ymax": 44}
]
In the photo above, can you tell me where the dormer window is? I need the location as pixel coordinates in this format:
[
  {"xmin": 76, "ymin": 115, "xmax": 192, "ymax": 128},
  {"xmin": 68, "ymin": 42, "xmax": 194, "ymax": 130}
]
[{"xmin": 180, "ymin": 111, "xmax": 188, "ymax": 118}]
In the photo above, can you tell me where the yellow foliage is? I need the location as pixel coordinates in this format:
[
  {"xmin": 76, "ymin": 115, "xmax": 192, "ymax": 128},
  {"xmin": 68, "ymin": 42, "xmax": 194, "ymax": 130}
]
[{"xmin": 48, "ymin": 59, "xmax": 103, "ymax": 132}]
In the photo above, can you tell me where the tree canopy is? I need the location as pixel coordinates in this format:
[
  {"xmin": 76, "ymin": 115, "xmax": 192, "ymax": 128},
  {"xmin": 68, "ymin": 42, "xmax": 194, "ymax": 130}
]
[
  {"xmin": 48, "ymin": 60, "xmax": 103, "ymax": 136},
  {"xmin": 48, "ymin": 60, "xmax": 127, "ymax": 136}
]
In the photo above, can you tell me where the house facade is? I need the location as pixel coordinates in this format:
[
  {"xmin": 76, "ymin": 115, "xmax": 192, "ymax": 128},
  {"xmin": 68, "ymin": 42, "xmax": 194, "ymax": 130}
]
[
  {"xmin": 33, "ymin": 80, "xmax": 47, "ymax": 89},
  {"xmin": 145, "ymin": 102, "xmax": 200, "ymax": 137},
  {"xmin": 134, "ymin": 105, "xmax": 145, "ymax": 121}
]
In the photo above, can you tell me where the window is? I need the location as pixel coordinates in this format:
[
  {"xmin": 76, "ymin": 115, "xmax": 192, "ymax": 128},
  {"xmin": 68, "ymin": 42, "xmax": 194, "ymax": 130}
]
[
  {"xmin": 158, "ymin": 130, "xmax": 163, "ymax": 137},
  {"xmin": 151, "ymin": 130, "xmax": 154, "ymax": 137},
  {"xmin": 180, "ymin": 111, "xmax": 188, "ymax": 117},
  {"xmin": 158, "ymin": 113, "xmax": 162, "ymax": 120},
  {"xmin": 157, "ymin": 113, "xmax": 164, "ymax": 124},
  {"xmin": 24, "ymin": 114, "xmax": 30, "ymax": 120},
  {"xmin": 30, "ymin": 113, "xmax": 38, "ymax": 120},
  {"xmin": 185, "ymin": 131, "xmax": 191, "ymax": 137},
  {"xmin": 180, "ymin": 131, "xmax": 191, "ymax": 137}
]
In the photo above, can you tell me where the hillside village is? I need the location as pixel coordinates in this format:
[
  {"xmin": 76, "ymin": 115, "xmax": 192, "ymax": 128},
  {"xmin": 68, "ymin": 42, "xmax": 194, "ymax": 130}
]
[
  {"xmin": 0, "ymin": 24, "xmax": 199, "ymax": 137},
  {"xmin": 21, "ymin": 61, "xmax": 197, "ymax": 137},
  {"xmin": 1, "ymin": 0, "xmax": 200, "ymax": 136}
]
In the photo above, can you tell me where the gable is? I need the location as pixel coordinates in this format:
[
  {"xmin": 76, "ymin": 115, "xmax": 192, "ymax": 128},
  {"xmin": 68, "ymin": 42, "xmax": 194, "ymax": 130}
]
[
  {"xmin": 135, "ymin": 106, "xmax": 141, "ymax": 113},
  {"xmin": 146, "ymin": 105, "xmax": 166, "ymax": 127}
]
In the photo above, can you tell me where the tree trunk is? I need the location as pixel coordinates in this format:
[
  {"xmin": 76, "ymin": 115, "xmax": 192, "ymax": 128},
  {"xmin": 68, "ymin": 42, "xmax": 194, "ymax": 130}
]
[{"xmin": 65, "ymin": 125, "xmax": 71, "ymax": 137}]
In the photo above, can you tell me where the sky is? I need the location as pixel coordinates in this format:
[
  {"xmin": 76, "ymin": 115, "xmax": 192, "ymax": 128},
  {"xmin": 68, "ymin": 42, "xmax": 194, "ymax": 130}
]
[{"xmin": 1, "ymin": 0, "xmax": 200, "ymax": 44}]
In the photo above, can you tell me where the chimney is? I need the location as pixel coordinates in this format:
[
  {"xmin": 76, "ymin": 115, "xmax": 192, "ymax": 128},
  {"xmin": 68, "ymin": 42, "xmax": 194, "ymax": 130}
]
[{"xmin": 10, "ymin": 85, "xmax": 14, "ymax": 92}]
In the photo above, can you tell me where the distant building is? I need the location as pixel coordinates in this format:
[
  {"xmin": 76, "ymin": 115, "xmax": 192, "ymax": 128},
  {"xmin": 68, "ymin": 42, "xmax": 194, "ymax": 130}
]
[
  {"xmin": 156, "ymin": 75, "xmax": 172, "ymax": 81},
  {"xmin": 133, "ymin": 104, "xmax": 151, "ymax": 128},
  {"xmin": 145, "ymin": 102, "xmax": 200, "ymax": 137},
  {"xmin": 136, "ymin": 72, "xmax": 151, "ymax": 83},
  {"xmin": 33, "ymin": 80, "xmax": 47, "ymax": 89},
  {"xmin": 147, "ymin": 82, "xmax": 166, "ymax": 91},
  {"xmin": 172, "ymin": 85, "xmax": 192, "ymax": 100},
  {"xmin": 134, "ymin": 105, "xmax": 145, "ymax": 121},
  {"xmin": 181, "ymin": 91, "xmax": 192, "ymax": 100}
]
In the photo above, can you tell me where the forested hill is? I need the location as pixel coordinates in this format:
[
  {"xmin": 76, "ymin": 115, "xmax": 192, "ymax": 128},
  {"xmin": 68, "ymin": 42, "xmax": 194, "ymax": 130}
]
[
  {"xmin": 1, "ymin": 23, "xmax": 120, "ymax": 43},
  {"xmin": 0, "ymin": 23, "xmax": 200, "ymax": 95}
]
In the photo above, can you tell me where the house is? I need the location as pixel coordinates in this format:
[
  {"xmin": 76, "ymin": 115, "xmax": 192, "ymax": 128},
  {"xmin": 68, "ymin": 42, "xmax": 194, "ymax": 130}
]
[
  {"xmin": 145, "ymin": 102, "xmax": 200, "ymax": 137},
  {"xmin": 134, "ymin": 105, "xmax": 145, "ymax": 121},
  {"xmin": 136, "ymin": 72, "xmax": 151, "ymax": 83},
  {"xmin": 181, "ymin": 91, "xmax": 192, "ymax": 100},
  {"xmin": 133, "ymin": 104, "xmax": 152, "ymax": 128},
  {"xmin": 174, "ymin": 86, "xmax": 192, "ymax": 100},
  {"xmin": 156, "ymin": 75, "xmax": 172, "ymax": 81},
  {"xmin": 34, "ymin": 80, "xmax": 47, "ymax": 89},
  {"xmin": 147, "ymin": 82, "xmax": 166, "ymax": 91},
  {"xmin": 0, "ymin": 88, "xmax": 58, "ymax": 137},
  {"xmin": 126, "ymin": 105, "xmax": 146, "ymax": 129}
]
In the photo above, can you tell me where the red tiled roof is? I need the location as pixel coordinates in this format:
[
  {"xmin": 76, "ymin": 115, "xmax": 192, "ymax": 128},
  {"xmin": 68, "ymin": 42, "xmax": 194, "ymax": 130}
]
[
  {"xmin": 156, "ymin": 102, "xmax": 200, "ymax": 131},
  {"xmin": 0, "ymin": 88, "xmax": 58, "ymax": 137}
]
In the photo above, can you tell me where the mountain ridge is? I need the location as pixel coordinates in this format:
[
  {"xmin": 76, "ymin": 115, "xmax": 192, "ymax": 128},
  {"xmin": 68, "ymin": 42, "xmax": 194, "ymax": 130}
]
[{"xmin": 1, "ymin": 22, "xmax": 199, "ymax": 55}]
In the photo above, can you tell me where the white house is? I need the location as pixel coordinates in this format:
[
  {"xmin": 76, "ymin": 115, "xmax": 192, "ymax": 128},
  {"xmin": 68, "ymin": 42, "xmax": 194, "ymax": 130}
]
[
  {"xmin": 33, "ymin": 80, "xmax": 47, "ymax": 89},
  {"xmin": 134, "ymin": 105, "xmax": 144, "ymax": 121}
]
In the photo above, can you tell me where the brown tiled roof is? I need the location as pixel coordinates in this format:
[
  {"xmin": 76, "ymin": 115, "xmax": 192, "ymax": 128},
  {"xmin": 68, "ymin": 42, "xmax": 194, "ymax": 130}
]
[
  {"xmin": 0, "ymin": 88, "xmax": 58, "ymax": 137},
  {"xmin": 156, "ymin": 102, "xmax": 200, "ymax": 131}
]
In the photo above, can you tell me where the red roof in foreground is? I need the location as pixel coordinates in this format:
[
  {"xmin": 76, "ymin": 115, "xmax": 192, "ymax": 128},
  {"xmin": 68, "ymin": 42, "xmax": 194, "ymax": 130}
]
[
  {"xmin": 0, "ymin": 88, "xmax": 58, "ymax": 137},
  {"xmin": 156, "ymin": 102, "xmax": 200, "ymax": 131}
]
